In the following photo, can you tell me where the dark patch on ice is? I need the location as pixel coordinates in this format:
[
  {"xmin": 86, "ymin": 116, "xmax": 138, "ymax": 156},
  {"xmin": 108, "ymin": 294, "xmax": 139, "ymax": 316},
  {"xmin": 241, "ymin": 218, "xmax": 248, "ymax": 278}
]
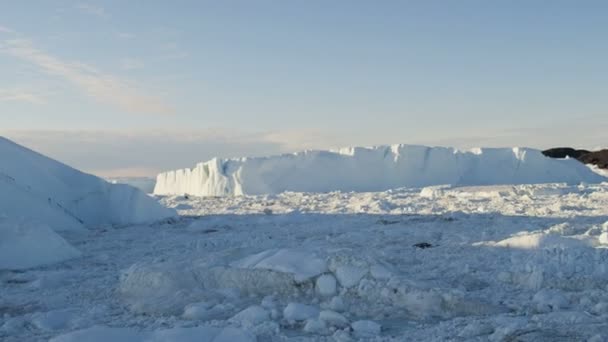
[
  {"xmin": 377, "ymin": 219, "xmax": 400, "ymax": 225},
  {"xmin": 413, "ymin": 242, "xmax": 434, "ymax": 249}
]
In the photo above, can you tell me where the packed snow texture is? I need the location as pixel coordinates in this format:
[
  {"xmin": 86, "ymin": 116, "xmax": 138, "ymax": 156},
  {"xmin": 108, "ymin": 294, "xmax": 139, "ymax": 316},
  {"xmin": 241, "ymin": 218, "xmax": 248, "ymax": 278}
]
[
  {"xmin": 0, "ymin": 218, "xmax": 80, "ymax": 270},
  {"xmin": 0, "ymin": 137, "xmax": 175, "ymax": 229},
  {"xmin": 154, "ymin": 145, "xmax": 606, "ymax": 196}
]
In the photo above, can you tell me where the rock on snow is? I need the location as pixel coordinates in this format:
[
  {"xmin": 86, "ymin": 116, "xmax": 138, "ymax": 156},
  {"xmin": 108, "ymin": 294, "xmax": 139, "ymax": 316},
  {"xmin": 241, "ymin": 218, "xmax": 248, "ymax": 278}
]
[{"xmin": 154, "ymin": 144, "xmax": 606, "ymax": 196}]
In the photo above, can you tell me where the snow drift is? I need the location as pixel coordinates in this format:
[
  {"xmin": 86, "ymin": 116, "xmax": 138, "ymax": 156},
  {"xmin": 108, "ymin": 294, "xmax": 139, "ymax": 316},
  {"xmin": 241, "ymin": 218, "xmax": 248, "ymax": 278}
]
[
  {"xmin": 154, "ymin": 145, "xmax": 607, "ymax": 196},
  {"xmin": 0, "ymin": 137, "xmax": 175, "ymax": 229}
]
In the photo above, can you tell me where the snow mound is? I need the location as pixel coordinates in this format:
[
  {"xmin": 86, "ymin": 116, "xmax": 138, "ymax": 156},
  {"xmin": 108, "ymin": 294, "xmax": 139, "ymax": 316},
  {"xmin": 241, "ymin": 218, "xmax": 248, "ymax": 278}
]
[
  {"xmin": 154, "ymin": 145, "xmax": 606, "ymax": 196},
  {"xmin": 0, "ymin": 219, "xmax": 80, "ymax": 270},
  {"xmin": 0, "ymin": 137, "xmax": 175, "ymax": 228},
  {"xmin": 50, "ymin": 326, "xmax": 255, "ymax": 342}
]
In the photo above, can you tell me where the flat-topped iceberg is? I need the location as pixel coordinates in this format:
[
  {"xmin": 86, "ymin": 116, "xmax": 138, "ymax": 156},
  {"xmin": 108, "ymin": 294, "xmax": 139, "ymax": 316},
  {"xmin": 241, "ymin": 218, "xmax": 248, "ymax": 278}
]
[{"xmin": 155, "ymin": 145, "xmax": 606, "ymax": 196}]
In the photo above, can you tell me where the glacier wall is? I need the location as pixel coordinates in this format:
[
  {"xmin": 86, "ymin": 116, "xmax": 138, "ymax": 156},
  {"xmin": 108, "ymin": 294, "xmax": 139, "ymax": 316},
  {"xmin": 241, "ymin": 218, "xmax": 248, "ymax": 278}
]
[
  {"xmin": 0, "ymin": 137, "xmax": 176, "ymax": 229},
  {"xmin": 154, "ymin": 145, "xmax": 607, "ymax": 197}
]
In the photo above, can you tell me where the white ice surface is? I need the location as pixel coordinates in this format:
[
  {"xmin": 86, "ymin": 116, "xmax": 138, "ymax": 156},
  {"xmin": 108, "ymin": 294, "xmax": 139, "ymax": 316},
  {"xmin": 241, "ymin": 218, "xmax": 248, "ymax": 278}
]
[{"xmin": 155, "ymin": 144, "xmax": 606, "ymax": 196}]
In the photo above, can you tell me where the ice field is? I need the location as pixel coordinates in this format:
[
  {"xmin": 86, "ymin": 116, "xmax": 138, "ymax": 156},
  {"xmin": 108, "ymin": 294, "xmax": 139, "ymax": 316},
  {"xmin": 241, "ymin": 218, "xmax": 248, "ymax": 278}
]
[{"xmin": 2, "ymin": 182, "xmax": 608, "ymax": 341}]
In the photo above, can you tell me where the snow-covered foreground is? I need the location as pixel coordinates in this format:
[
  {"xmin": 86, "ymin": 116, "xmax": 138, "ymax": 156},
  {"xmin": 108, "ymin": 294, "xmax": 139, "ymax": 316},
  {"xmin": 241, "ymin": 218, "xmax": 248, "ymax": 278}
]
[{"xmin": 3, "ymin": 182, "xmax": 608, "ymax": 341}]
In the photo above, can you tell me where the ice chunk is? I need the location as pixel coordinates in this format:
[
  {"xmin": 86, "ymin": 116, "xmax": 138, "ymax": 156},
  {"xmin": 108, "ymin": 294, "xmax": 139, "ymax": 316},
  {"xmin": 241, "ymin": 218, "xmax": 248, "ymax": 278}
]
[
  {"xmin": 230, "ymin": 306, "xmax": 270, "ymax": 326},
  {"xmin": 283, "ymin": 303, "xmax": 320, "ymax": 321},
  {"xmin": 335, "ymin": 265, "xmax": 367, "ymax": 288},
  {"xmin": 303, "ymin": 319, "xmax": 328, "ymax": 334},
  {"xmin": 319, "ymin": 310, "xmax": 349, "ymax": 328},
  {"xmin": 351, "ymin": 320, "xmax": 381, "ymax": 337},
  {"xmin": 231, "ymin": 249, "xmax": 327, "ymax": 282},
  {"xmin": 316, "ymin": 274, "xmax": 337, "ymax": 296}
]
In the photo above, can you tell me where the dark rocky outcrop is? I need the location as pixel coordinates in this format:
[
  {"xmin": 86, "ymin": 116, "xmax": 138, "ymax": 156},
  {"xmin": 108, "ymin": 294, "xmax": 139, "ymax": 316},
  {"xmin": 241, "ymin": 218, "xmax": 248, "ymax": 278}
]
[
  {"xmin": 542, "ymin": 148, "xmax": 590, "ymax": 159},
  {"xmin": 578, "ymin": 150, "xmax": 608, "ymax": 169},
  {"xmin": 543, "ymin": 147, "xmax": 608, "ymax": 170}
]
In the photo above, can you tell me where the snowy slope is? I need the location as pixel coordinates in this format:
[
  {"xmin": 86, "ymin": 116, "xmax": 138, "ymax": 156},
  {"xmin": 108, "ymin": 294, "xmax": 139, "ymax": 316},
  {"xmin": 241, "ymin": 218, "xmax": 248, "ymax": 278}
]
[
  {"xmin": 0, "ymin": 218, "xmax": 81, "ymax": 270},
  {"xmin": 155, "ymin": 145, "xmax": 606, "ymax": 196},
  {"xmin": 0, "ymin": 137, "xmax": 175, "ymax": 227},
  {"xmin": 106, "ymin": 177, "xmax": 156, "ymax": 194},
  {"xmin": 0, "ymin": 174, "xmax": 83, "ymax": 231}
]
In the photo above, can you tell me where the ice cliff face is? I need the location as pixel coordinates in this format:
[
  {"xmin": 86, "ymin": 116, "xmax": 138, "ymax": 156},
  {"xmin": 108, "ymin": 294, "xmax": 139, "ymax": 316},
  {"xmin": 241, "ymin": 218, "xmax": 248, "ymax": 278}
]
[
  {"xmin": 154, "ymin": 145, "xmax": 607, "ymax": 196},
  {"xmin": 0, "ymin": 137, "xmax": 175, "ymax": 229}
]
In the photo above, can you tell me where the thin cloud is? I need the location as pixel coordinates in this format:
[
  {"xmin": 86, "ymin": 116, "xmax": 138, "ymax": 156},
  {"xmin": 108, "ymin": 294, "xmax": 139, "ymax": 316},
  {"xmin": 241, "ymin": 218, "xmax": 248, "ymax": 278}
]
[
  {"xmin": 0, "ymin": 25, "xmax": 15, "ymax": 34},
  {"xmin": 75, "ymin": 3, "xmax": 106, "ymax": 17},
  {"xmin": 120, "ymin": 58, "xmax": 144, "ymax": 70},
  {"xmin": 0, "ymin": 89, "xmax": 46, "ymax": 104},
  {"xmin": 1, "ymin": 38, "xmax": 173, "ymax": 115}
]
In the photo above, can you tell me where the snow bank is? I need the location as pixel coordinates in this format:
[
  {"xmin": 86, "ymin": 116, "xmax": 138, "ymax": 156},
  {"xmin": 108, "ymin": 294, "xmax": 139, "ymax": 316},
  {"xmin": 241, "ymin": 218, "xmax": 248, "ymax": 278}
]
[
  {"xmin": 0, "ymin": 137, "xmax": 175, "ymax": 228},
  {"xmin": 154, "ymin": 145, "xmax": 606, "ymax": 196},
  {"xmin": 0, "ymin": 219, "xmax": 80, "ymax": 270}
]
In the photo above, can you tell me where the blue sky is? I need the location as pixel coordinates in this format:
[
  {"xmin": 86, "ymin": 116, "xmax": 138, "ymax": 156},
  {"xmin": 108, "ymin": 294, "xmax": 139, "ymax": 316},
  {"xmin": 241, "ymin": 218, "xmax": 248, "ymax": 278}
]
[{"xmin": 1, "ymin": 1, "xmax": 607, "ymax": 176}]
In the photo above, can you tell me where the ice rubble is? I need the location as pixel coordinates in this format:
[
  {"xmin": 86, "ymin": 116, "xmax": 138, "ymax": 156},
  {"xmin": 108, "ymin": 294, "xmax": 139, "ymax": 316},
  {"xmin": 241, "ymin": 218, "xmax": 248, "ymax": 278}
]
[
  {"xmin": 0, "ymin": 137, "xmax": 175, "ymax": 229},
  {"xmin": 117, "ymin": 249, "xmax": 387, "ymax": 339},
  {"xmin": 50, "ymin": 326, "xmax": 256, "ymax": 342},
  {"xmin": 154, "ymin": 144, "xmax": 606, "ymax": 196}
]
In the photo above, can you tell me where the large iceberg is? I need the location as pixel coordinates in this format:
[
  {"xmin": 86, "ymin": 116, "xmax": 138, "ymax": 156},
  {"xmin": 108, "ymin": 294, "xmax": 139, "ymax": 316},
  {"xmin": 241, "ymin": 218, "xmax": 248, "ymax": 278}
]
[
  {"xmin": 154, "ymin": 145, "xmax": 607, "ymax": 196},
  {"xmin": 0, "ymin": 137, "xmax": 176, "ymax": 229}
]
